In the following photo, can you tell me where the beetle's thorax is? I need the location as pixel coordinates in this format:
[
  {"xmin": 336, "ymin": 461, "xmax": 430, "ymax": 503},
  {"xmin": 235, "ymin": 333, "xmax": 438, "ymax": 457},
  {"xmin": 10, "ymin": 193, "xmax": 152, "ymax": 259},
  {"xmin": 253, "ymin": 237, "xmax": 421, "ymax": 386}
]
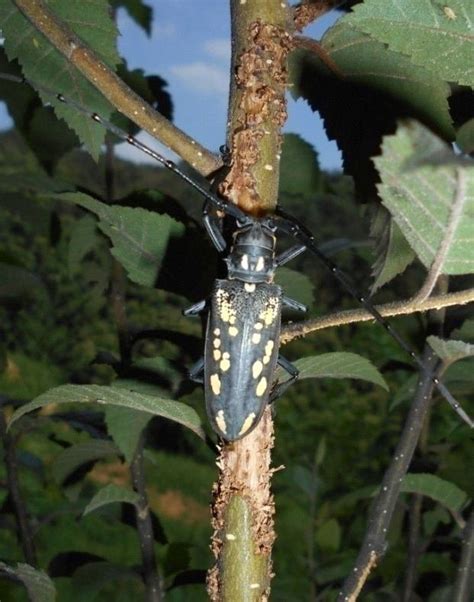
[{"xmin": 224, "ymin": 221, "xmax": 276, "ymax": 284}]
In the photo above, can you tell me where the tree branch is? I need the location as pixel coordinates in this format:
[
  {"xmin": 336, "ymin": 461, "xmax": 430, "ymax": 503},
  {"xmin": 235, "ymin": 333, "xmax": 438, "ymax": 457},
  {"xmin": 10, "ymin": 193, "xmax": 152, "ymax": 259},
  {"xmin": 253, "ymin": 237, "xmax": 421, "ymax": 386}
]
[
  {"xmin": 0, "ymin": 409, "xmax": 37, "ymax": 566},
  {"xmin": 280, "ymin": 287, "xmax": 474, "ymax": 344},
  {"xmin": 13, "ymin": 0, "xmax": 221, "ymax": 176},
  {"xmin": 131, "ymin": 432, "xmax": 163, "ymax": 602},
  {"xmin": 452, "ymin": 509, "xmax": 474, "ymax": 602},
  {"xmin": 337, "ymin": 345, "xmax": 440, "ymax": 600}
]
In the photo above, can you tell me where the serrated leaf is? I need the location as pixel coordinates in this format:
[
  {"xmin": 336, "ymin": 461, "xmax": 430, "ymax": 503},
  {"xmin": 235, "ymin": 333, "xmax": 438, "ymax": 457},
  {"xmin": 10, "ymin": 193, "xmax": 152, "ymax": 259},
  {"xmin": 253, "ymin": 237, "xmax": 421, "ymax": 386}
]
[
  {"xmin": 57, "ymin": 192, "xmax": 184, "ymax": 286},
  {"xmin": 290, "ymin": 22, "xmax": 454, "ymax": 197},
  {"xmin": 428, "ymin": 335, "xmax": 474, "ymax": 365},
  {"xmin": 274, "ymin": 267, "xmax": 314, "ymax": 309},
  {"xmin": 0, "ymin": 0, "xmax": 121, "ymax": 159},
  {"xmin": 0, "ymin": 561, "xmax": 56, "ymax": 602},
  {"xmin": 276, "ymin": 352, "xmax": 388, "ymax": 390},
  {"xmin": 104, "ymin": 405, "xmax": 151, "ymax": 464},
  {"xmin": 401, "ymin": 473, "xmax": 468, "ymax": 513},
  {"xmin": 348, "ymin": 0, "xmax": 474, "ymax": 88},
  {"xmin": 279, "ymin": 133, "xmax": 320, "ymax": 198},
  {"xmin": 370, "ymin": 205, "xmax": 416, "ymax": 291},
  {"xmin": 83, "ymin": 483, "xmax": 139, "ymax": 516},
  {"xmin": 374, "ymin": 121, "xmax": 474, "ymax": 275},
  {"xmin": 52, "ymin": 439, "xmax": 120, "ymax": 484},
  {"xmin": 8, "ymin": 384, "xmax": 205, "ymax": 439}
]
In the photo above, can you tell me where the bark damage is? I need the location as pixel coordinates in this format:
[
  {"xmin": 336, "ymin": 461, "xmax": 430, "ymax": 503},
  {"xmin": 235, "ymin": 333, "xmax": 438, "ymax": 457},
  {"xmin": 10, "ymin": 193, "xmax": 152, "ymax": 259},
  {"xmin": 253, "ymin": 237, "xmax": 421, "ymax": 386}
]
[
  {"xmin": 220, "ymin": 20, "xmax": 291, "ymax": 215},
  {"xmin": 207, "ymin": 408, "xmax": 277, "ymax": 601}
]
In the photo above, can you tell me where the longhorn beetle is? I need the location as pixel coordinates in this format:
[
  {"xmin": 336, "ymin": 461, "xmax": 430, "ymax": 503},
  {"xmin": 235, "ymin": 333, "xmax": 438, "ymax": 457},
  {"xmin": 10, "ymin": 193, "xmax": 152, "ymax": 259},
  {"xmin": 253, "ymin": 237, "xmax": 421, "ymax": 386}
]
[{"xmin": 1, "ymin": 72, "xmax": 472, "ymax": 440}]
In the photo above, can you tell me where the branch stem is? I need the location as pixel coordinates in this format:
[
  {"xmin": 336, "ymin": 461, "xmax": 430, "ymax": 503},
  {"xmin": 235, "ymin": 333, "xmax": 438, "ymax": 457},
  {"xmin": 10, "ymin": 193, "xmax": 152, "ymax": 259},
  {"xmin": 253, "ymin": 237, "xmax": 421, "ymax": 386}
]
[{"xmin": 452, "ymin": 510, "xmax": 474, "ymax": 602}]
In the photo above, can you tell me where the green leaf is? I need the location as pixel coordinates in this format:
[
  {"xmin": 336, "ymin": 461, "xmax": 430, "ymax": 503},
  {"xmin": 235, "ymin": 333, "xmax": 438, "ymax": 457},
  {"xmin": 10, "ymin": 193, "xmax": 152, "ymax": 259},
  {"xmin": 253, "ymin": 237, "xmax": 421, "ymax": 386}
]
[
  {"xmin": 274, "ymin": 267, "xmax": 314, "ymax": 309},
  {"xmin": 57, "ymin": 192, "xmax": 184, "ymax": 286},
  {"xmin": 277, "ymin": 352, "xmax": 388, "ymax": 390},
  {"xmin": 348, "ymin": 0, "xmax": 474, "ymax": 88},
  {"xmin": 104, "ymin": 405, "xmax": 152, "ymax": 464},
  {"xmin": 83, "ymin": 483, "xmax": 139, "ymax": 516},
  {"xmin": 71, "ymin": 561, "xmax": 141, "ymax": 602},
  {"xmin": 0, "ymin": 262, "xmax": 43, "ymax": 299},
  {"xmin": 428, "ymin": 335, "xmax": 474, "ymax": 365},
  {"xmin": 0, "ymin": 561, "xmax": 56, "ymax": 602},
  {"xmin": 52, "ymin": 440, "xmax": 120, "ymax": 484},
  {"xmin": 401, "ymin": 473, "xmax": 468, "ymax": 513},
  {"xmin": 315, "ymin": 518, "xmax": 341, "ymax": 552},
  {"xmin": 456, "ymin": 118, "xmax": 474, "ymax": 154},
  {"xmin": 0, "ymin": 0, "xmax": 121, "ymax": 159},
  {"xmin": 8, "ymin": 384, "xmax": 205, "ymax": 439},
  {"xmin": 279, "ymin": 133, "xmax": 320, "ymax": 198},
  {"xmin": 68, "ymin": 214, "xmax": 99, "ymax": 274},
  {"xmin": 370, "ymin": 205, "xmax": 416, "ymax": 292},
  {"xmin": 374, "ymin": 121, "xmax": 474, "ymax": 275}
]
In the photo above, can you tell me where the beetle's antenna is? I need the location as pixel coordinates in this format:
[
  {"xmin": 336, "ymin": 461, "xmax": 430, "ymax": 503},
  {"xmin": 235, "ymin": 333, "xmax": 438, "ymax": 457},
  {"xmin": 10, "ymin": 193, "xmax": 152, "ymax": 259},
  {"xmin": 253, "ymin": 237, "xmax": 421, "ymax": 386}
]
[
  {"xmin": 273, "ymin": 210, "xmax": 473, "ymax": 428},
  {"xmin": 0, "ymin": 72, "xmax": 249, "ymax": 223}
]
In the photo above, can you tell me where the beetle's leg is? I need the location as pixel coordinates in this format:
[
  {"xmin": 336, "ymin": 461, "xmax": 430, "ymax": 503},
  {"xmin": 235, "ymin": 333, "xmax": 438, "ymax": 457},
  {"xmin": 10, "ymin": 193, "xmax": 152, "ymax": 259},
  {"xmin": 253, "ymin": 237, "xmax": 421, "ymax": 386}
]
[
  {"xmin": 275, "ymin": 244, "xmax": 306, "ymax": 267},
  {"xmin": 183, "ymin": 299, "xmax": 207, "ymax": 316},
  {"xmin": 270, "ymin": 356, "xmax": 299, "ymax": 402},
  {"xmin": 282, "ymin": 296, "xmax": 307, "ymax": 313},
  {"xmin": 189, "ymin": 357, "xmax": 205, "ymax": 383},
  {"xmin": 203, "ymin": 200, "xmax": 227, "ymax": 253}
]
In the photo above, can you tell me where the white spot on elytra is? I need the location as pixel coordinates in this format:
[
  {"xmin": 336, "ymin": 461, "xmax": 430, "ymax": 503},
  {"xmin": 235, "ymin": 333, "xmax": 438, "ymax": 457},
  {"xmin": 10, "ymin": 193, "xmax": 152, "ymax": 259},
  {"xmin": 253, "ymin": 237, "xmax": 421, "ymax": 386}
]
[
  {"xmin": 213, "ymin": 328, "xmax": 220, "ymax": 336},
  {"xmin": 252, "ymin": 333, "xmax": 261, "ymax": 344},
  {"xmin": 210, "ymin": 374, "xmax": 221, "ymax": 395},
  {"xmin": 256, "ymin": 377, "xmax": 267, "ymax": 397},
  {"xmin": 215, "ymin": 409, "xmax": 226, "ymax": 433},
  {"xmin": 213, "ymin": 338, "xmax": 221, "ymax": 349},
  {"xmin": 252, "ymin": 360, "xmax": 263, "ymax": 379},
  {"xmin": 220, "ymin": 358, "xmax": 231, "ymax": 372},
  {"xmin": 213, "ymin": 349, "xmax": 221, "ymax": 361},
  {"xmin": 239, "ymin": 412, "xmax": 256, "ymax": 436},
  {"xmin": 255, "ymin": 322, "xmax": 263, "ymax": 330},
  {"xmin": 229, "ymin": 326, "xmax": 239, "ymax": 337}
]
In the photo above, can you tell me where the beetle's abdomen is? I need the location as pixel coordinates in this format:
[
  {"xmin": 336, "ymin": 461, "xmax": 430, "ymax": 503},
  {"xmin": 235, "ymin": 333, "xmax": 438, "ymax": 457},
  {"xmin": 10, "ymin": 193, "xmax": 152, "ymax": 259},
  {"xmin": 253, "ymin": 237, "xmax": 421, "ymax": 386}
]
[{"xmin": 204, "ymin": 279, "xmax": 282, "ymax": 440}]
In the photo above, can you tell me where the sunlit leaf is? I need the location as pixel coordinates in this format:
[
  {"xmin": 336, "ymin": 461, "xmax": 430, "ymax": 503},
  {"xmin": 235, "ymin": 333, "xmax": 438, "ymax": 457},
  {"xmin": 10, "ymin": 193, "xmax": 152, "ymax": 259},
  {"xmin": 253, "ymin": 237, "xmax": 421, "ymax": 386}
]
[{"xmin": 0, "ymin": 562, "xmax": 56, "ymax": 602}]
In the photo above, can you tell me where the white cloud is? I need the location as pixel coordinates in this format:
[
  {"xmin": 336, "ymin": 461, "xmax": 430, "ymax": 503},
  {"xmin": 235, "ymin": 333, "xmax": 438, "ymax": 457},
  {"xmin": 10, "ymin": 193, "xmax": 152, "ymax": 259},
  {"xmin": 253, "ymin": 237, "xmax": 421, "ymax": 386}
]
[
  {"xmin": 204, "ymin": 38, "xmax": 230, "ymax": 62},
  {"xmin": 169, "ymin": 62, "xmax": 229, "ymax": 95}
]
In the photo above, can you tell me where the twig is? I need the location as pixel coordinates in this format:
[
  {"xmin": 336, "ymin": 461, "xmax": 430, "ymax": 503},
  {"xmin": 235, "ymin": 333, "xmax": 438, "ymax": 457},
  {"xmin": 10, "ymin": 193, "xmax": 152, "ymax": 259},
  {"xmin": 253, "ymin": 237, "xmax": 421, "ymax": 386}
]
[
  {"xmin": 280, "ymin": 287, "xmax": 474, "ymax": 344},
  {"xmin": 13, "ymin": 0, "xmax": 220, "ymax": 176},
  {"xmin": 337, "ymin": 345, "xmax": 439, "ymax": 601},
  {"xmin": 0, "ymin": 409, "xmax": 37, "ymax": 565},
  {"xmin": 292, "ymin": 1, "xmax": 347, "ymax": 31},
  {"xmin": 452, "ymin": 510, "xmax": 474, "ymax": 602},
  {"xmin": 401, "ymin": 494, "xmax": 424, "ymax": 602},
  {"xmin": 131, "ymin": 432, "xmax": 164, "ymax": 602}
]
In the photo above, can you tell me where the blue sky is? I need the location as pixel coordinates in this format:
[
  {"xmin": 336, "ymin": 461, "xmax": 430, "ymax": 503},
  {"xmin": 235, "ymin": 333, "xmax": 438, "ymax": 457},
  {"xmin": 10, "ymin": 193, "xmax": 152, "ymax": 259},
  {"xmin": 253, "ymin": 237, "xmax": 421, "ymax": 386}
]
[{"xmin": 1, "ymin": 1, "xmax": 343, "ymax": 171}]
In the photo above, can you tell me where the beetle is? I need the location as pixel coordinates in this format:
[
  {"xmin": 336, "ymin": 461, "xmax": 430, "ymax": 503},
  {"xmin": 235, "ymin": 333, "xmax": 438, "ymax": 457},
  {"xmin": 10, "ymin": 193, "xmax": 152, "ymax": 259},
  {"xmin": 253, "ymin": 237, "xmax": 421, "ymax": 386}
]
[{"xmin": 0, "ymin": 71, "xmax": 472, "ymax": 439}]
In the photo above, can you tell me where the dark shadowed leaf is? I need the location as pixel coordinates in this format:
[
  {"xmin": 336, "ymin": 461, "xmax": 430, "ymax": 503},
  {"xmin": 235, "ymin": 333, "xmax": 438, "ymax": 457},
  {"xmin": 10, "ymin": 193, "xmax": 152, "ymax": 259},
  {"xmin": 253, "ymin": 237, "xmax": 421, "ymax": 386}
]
[
  {"xmin": 277, "ymin": 352, "xmax": 388, "ymax": 390},
  {"xmin": 456, "ymin": 118, "xmax": 474, "ymax": 154},
  {"xmin": 9, "ymin": 384, "xmax": 205, "ymax": 439},
  {"xmin": 275, "ymin": 267, "xmax": 315, "ymax": 309},
  {"xmin": 71, "ymin": 561, "xmax": 141, "ymax": 602},
  {"xmin": 52, "ymin": 440, "xmax": 121, "ymax": 485},
  {"xmin": 279, "ymin": 133, "xmax": 320, "ymax": 198},
  {"xmin": 57, "ymin": 192, "xmax": 184, "ymax": 286},
  {"xmin": 401, "ymin": 473, "xmax": 468, "ymax": 513},
  {"xmin": 104, "ymin": 405, "xmax": 152, "ymax": 464},
  {"xmin": 83, "ymin": 483, "xmax": 139, "ymax": 516},
  {"xmin": 0, "ymin": 561, "xmax": 56, "ymax": 602},
  {"xmin": 112, "ymin": 0, "xmax": 153, "ymax": 36}
]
